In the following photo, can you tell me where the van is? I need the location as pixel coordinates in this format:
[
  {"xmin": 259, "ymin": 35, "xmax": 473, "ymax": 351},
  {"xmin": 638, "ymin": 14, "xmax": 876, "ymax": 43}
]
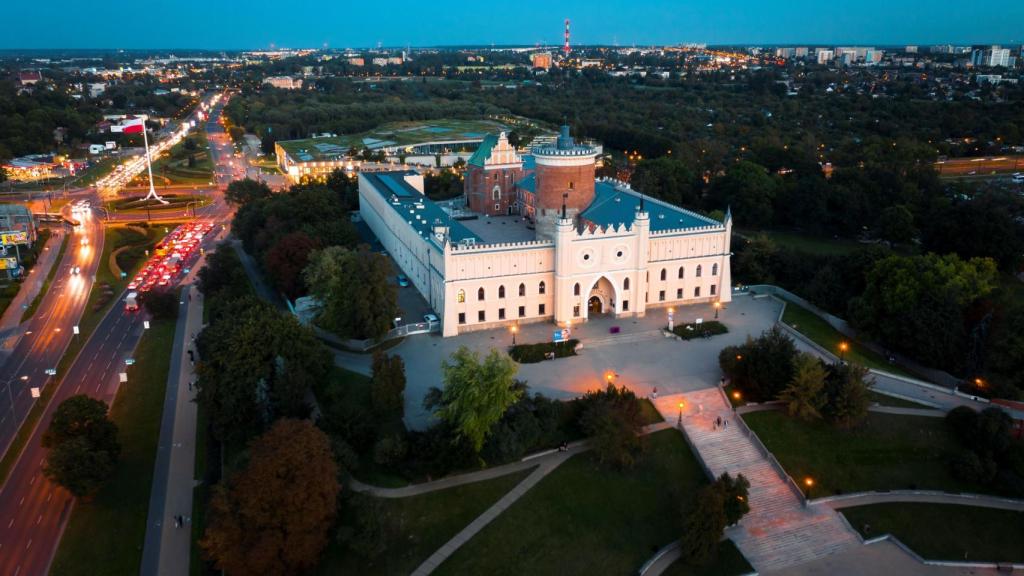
[{"xmin": 125, "ymin": 292, "xmax": 139, "ymax": 311}]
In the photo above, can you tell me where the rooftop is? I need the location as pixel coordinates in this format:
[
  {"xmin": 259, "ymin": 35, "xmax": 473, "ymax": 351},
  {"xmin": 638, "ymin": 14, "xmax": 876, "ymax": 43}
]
[
  {"xmin": 581, "ymin": 180, "xmax": 723, "ymax": 232},
  {"xmin": 458, "ymin": 215, "xmax": 537, "ymax": 244},
  {"xmin": 362, "ymin": 171, "xmax": 479, "ymax": 250},
  {"xmin": 278, "ymin": 118, "xmax": 512, "ymax": 163}
]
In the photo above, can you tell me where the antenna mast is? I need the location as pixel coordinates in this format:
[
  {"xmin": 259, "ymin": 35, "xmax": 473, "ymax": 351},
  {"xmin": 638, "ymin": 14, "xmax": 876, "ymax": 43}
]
[{"xmin": 563, "ymin": 19, "xmax": 571, "ymax": 56}]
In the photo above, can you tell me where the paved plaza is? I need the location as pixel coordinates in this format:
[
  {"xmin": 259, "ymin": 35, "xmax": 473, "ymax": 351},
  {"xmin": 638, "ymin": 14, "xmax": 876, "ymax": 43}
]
[{"xmin": 387, "ymin": 293, "xmax": 781, "ymax": 429}]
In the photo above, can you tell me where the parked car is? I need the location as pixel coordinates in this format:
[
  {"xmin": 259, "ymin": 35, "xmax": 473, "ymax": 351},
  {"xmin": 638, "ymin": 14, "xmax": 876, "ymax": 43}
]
[
  {"xmin": 423, "ymin": 313, "xmax": 439, "ymax": 324},
  {"xmin": 396, "ymin": 274, "xmax": 410, "ymax": 287}
]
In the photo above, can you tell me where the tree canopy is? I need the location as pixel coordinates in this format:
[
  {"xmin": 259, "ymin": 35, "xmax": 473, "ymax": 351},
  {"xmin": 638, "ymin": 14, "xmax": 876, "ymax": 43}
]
[
  {"xmin": 304, "ymin": 245, "xmax": 397, "ymax": 340},
  {"xmin": 42, "ymin": 395, "xmax": 120, "ymax": 497}
]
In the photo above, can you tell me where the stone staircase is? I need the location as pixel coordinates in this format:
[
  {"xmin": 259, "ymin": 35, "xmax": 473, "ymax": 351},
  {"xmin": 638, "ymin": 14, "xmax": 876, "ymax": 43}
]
[{"xmin": 659, "ymin": 389, "xmax": 861, "ymax": 574}]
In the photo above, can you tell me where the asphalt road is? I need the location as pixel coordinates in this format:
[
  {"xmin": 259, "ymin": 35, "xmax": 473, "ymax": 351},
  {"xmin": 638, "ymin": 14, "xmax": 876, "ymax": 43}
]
[{"xmin": 0, "ymin": 92, "xmax": 223, "ymax": 576}]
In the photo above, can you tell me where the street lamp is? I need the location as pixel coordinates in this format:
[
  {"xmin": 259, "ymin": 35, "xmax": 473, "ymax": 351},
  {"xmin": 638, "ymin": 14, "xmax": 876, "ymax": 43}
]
[
  {"xmin": 714, "ymin": 300, "xmax": 721, "ymax": 319},
  {"xmin": 667, "ymin": 307, "xmax": 675, "ymax": 331},
  {"xmin": 803, "ymin": 476, "xmax": 814, "ymax": 502},
  {"xmin": 677, "ymin": 401, "xmax": 685, "ymax": 427},
  {"xmin": 838, "ymin": 342, "xmax": 849, "ymax": 362},
  {"xmin": 510, "ymin": 325, "xmax": 517, "ymax": 346}
]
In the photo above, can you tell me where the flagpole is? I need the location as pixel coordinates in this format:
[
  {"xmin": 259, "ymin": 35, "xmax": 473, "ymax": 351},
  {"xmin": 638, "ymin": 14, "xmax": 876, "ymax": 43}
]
[{"xmin": 142, "ymin": 118, "xmax": 158, "ymax": 201}]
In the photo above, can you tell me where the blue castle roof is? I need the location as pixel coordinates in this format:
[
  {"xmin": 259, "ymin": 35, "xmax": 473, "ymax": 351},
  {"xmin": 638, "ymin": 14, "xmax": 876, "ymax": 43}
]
[
  {"xmin": 363, "ymin": 171, "xmax": 479, "ymax": 249},
  {"xmin": 581, "ymin": 181, "xmax": 722, "ymax": 232}
]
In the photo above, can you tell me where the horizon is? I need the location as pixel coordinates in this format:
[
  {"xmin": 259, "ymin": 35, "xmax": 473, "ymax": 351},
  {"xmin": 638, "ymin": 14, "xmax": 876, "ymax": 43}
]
[{"xmin": 3, "ymin": 0, "xmax": 1023, "ymax": 51}]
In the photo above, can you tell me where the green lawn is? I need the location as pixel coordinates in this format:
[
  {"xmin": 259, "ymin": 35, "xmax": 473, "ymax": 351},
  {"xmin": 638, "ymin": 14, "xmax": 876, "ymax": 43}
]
[
  {"xmin": 780, "ymin": 298, "xmax": 914, "ymax": 377},
  {"xmin": 659, "ymin": 540, "xmax": 754, "ymax": 576},
  {"xmin": 741, "ymin": 230, "xmax": 864, "ymax": 256},
  {"xmin": 50, "ymin": 311, "xmax": 178, "ymax": 575},
  {"xmin": 842, "ymin": 504, "xmax": 1024, "ymax": 563},
  {"xmin": 139, "ymin": 132, "xmax": 214, "ymax": 185},
  {"xmin": 435, "ymin": 429, "xmax": 706, "ymax": 576},
  {"xmin": 743, "ymin": 411, "xmax": 989, "ymax": 497},
  {"xmin": 866, "ymin": 390, "xmax": 936, "ymax": 410},
  {"xmin": 318, "ymin": 469, "xmax": 533, "ymax": 575}
]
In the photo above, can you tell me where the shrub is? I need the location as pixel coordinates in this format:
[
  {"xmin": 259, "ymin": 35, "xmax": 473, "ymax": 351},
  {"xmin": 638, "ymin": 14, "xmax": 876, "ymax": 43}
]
[
  {"xmin": 949, "ymin": 450, "xmax": 997, "ymax": 484},
  {"xmin": 372, "ymin": 435, "xmax": 407, "ymax": 467},
  {"xmin": 579, "ymin": 385, "xmax": 645, "ymax": 469},
  {"xmin": 508, "ymin": 340, "xmax": 579, "ymax": 363}
]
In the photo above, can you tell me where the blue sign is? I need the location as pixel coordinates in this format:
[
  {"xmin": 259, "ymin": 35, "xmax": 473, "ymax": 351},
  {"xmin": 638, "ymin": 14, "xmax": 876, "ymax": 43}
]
[
  {"xmin": 553, "ymin": 328, "xmax": 571, "ymax": 343},
  {"xmin": 125, "ymin": 358, "xmax": 135, "ymax": 366}
]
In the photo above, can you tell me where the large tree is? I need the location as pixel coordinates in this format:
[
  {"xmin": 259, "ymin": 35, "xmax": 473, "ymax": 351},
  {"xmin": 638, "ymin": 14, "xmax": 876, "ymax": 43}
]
[
  {"xmin": 822, "ymin": 362, "xmax": 872, "ymax": 429},
  {"xmin": 427, "ymin": 346, "xmax": 521, "ymax": 453},
  {"xmin": 371, "ymin": 351, "xmax": 406, "ymax": 417},
  {"xmin": 263, "ymin": 231, "xmax": 320, "ymax": 300},
  {"xmin": 579, "ymin": 385, "xmax": 645, "ymax": 469},
  {"xmin": 707, "ymin": 161, "xmax": 778, "ymax": 228},
  {"xmin": 719, "ymin": 327, "xmax": 799, "ymax": 402},
  {"xmin": 42, "ymin": 395, "xmax": 120, "ymax": 497},
  {"xmin": 201, "ymin": 419, "xmax": 339, "ymax": 576},
  {"xmin": 680, "ymin": 483, "xmax": 727, "ymax": 565},
  {"xmin": 630, "ymin": 156, "xmax": 698, "ymax": 208},
  {"xmin": 304, "ymin": 245, "xmax": 397, "ymax": 340},
  {"xmin": 224, "ymin": 178, "xmax": 273, "ymax": 206},
  {"xmin": 779, "ymin": 353, "xmax": 827, "ymax": 421}
]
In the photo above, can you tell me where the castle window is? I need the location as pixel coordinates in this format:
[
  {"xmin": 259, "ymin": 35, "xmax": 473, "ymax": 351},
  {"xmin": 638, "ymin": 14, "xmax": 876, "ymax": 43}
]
[
  {"xmin": 660, "ymin": 268, "xmax": 667, "ymax": 281},
  {"xmin": 574, "ymin": 283, "xmax": 580, "ymax": 296},
  {"xmin": 458, "ymin": 312, "xmax": 466, "ymax": 324},
  {"xmin": 457, "ymin": 289, "xmax": 465, "ymax": 303},
  {"xmin": 493, "ymin": 186, "xmax": 501, "ymax": 200},
  {"xmin": 499, "ymin": 308, "xmax": 506, "ymax": 320},
  {"xmin": 539, "ymin": 281, "xmax": 546, "ymax": 295},
  {"xmin": 711, "ymin": 285, "xmax": 717, "ymax": 296},
  {"xmin": 623, "ymin": 300, "xmax": 629, "ymax": 311},
  {"xmin": 539, "ymin": 303, "xmax": 546, "ymax": 315},
  {"xmin": 568, "ymin": 181, "xmax": 575, "ymax": 190},
  {"xmin": 518, "ymin": 305, "xmax": 526, "ymax": 318},
  {"xmin": 712, "ymin": 263, "xmax": 718, "ymax": 276},
  {"xmin": 694, "ymin": 286, "xmax": 701, "ymax": 297},
  {"xmin": 573, "ymin": 305, "xmax": 580, "ymax": 317},
  {"xmin": 678, "ymin": 266, "xmax": 685, "ymax": 279},
  {"xmin": 623, "ymin": 277, "xmax": 630, "ymax": 291},
  {"xmin": 519, "ymin": 283, "xmax": 526, "ymax": 297},
  {"xmin": 659, "ymin": 290, "xmax": 666, "ymax": 302},
  {"xmin": 696, "ymin": 265, "xmax": 703, "ymax": 278},
  {"xmin": 478, "ymin": 310, "xmax": 486, "ymax": 322},
  {"xmin": 677, "ymin": 288, "xmax": 683, "ymax": 299},
  {"xmin": 499, "ymin": 285, "xmax": 506, "ymax": 298},
  {"xmin": 478, "ymin": 287, "xmax": 485, "ymax": 301}
]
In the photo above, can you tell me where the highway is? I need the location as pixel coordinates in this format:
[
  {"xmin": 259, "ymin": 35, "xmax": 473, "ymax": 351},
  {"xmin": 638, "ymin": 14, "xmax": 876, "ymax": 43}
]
[{"xmin": 0, "ymin": 92, "xmax": 229, "ymax": 575}]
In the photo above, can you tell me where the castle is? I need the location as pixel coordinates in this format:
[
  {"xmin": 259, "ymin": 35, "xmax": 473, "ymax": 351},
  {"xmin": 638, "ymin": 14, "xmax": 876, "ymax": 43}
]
[{"xmin": 358, "ymin": 126, "xmax": 733, "ymax": 337}]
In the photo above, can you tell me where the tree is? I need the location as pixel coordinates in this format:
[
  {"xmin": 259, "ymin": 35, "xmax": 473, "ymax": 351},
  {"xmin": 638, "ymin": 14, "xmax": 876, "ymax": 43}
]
[
  {"xmin": 719, "ymin": 327, "xmax": 798, "ymax": 402},
  {"xmin": 876, "ymin": 205, "xmax": 916, "ymax": 244},
  {"xmin": 196, "ymin": 297, "xmax": 329, "ymax": 445},
  {"xmin": 680, "ymin": 483, "xmax": 727, "ymax": 565},
  {"xmin": 718, "ymin": 473, "xmax": 751, "ymax": 526},
  {"xmin": 428, "ymin": 347, "xmax": 521, "ymax": 453},
  {"xmin": 579, "ymin": 385, "xmax": 645, "ymax": 469},
  {"xmin": 708, "ymin": 161, "xmax": 778, "ymax": 228},
  {"xmin": 371, "ymin": 351, "xmax": 406, "ymax": 416},
  {"xmin": 630, "ymin": 157, "xmax": 698, "ymax": 208},
  {"xmin": 779, "ymin": 353, "xmax": 827, "ymax": 420},
  {"xmin": 304, "ymin": 245, "xmax": 397, "ymax": 340},
  {"xmin": 325, "ymin": 168, "xmax": 359, "ymax": 209},
  {"xmin": 201, "ymin": 419, "xmax": 339, "ymax": 576},
  {"xmin": 140, "ymin": 289, "xmax": 179, "ymax": 320},
  {"xmin": 42, "ymin": 395, "xmax": 120, "ymax": 497},
  {"xmin": 263, "ymin": 231, "xmax": 320, "ymax": 300},
  {"xmin": 225, "ymin": 178, "xmax": 272, "ymax": 206},
  {"xmin": 822, "ymin": 363, "xmax": 871, "ymax": 429}
]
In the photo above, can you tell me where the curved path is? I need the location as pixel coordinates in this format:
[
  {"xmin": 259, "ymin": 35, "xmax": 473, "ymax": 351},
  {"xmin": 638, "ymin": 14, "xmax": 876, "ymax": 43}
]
[{"xmin": 815, "ymin": 490, "xmax": 1024, "ymax": 512}]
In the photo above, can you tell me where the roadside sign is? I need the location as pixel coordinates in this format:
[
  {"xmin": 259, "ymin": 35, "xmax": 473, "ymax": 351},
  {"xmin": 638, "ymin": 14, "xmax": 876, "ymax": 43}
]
[
  {"xmin": 72, "ymin": 325, "xmax": 79, "ymax": 335},
  {"xmin": 30, "ymin": 387, "xmax": 40, "ymax": 398},
  {"xmin": 143, "ymin": 320, "xmax": 150, "ymax": 330},
  {"xmin": 0, "ymin": 231, "xmax": 28, "ymax": 246},
  {"xmin": 695, "ymin": 318, "xmax": 703, "ymax": 325},
  {"xmin": 119, "ymin": 373, "xmax": 128, "ymax": 383},
  {"xmin": 553, "ymin": 328, "xmax": 571, "ymax": 343},
  {"xmin": 0, "ymin": 257, "xmax": 19, "ymax": 270},
  {"xmin": 44, "ymin": 368, "xmax": 57, "ymax": 376},
  {"xmin": 125, "ymin": 358, "xmax": 135, "ymax": 366}
]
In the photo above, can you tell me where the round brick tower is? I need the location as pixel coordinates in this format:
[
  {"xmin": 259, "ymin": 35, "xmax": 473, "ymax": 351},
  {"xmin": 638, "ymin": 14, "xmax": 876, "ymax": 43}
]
[{"xmin": 532, "ymin": 125, "xmax": 598, "ymax": 239}]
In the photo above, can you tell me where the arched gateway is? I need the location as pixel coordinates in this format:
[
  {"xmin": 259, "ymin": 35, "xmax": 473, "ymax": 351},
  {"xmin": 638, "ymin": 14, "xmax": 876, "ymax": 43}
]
[{"xmin": 586, "ymin": 276, "xmax": 617, "ymax": 317}]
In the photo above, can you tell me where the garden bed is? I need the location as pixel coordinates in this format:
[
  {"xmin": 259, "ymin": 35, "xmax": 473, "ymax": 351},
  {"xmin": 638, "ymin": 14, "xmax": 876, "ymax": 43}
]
[
  {"xmin": 672, "ymin": 320, "xmax": 728, "ymax": 340},
  {"xmin": 508, "ymin": 339, "xmax": 579, "ymax": 363}
]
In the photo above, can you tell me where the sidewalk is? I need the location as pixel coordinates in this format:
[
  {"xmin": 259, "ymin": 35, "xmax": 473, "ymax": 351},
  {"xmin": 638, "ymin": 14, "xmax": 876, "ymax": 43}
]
[
  {"xmin": 0, "ymin": 229, "xmax": 64, "ymax": 344},
  {"xmin": 140, "ymin": 284, "xmax": 203, "ymax": 576},
  {"xmin": 652, "ymin": 389, "xmax": 860, "ymax": 574}
]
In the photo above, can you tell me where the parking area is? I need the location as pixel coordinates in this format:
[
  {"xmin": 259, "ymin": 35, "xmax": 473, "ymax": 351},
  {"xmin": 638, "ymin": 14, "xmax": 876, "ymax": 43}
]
[
  {"xmin": 353, "ymin": 213, "xmax": 436, "ymax": 327},
  {"xmin": 388, "ymin": 294, "xmax": 782, "ymax": 429}
]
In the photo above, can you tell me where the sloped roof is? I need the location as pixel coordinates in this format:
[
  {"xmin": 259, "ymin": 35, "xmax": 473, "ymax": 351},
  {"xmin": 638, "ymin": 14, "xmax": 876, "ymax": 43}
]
[
  {"xmin": 467, "ymin": 134, "xmax": 498, "ymax": 167},
  {"xmin": 581, "ymin": 181, "xmax": 722, "ymax": 232}
]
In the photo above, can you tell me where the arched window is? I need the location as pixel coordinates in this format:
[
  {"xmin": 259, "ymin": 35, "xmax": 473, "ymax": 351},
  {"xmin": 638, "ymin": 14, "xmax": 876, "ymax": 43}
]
[
  {"xmin": 574, "ymin": 283, "xmax": 581, "ymax": 296},
  {"xmin": 696, "ymin": 265, "xmax": 703, "ymax": 278},
  {"xmin": 492, "ymin": 186, "xmax": 501, "ymax": 200},
  {"xmin": 624, "ymin": 277, "xmax": 630, "ymax": 291},
  {"xmin": 539, "ymin": 281, "xmax": 546, "ymax": 295},
  {"xmin": 477, "ymin": 287, "xmax": 485, "ymax": 301},
  {"xmin": 660, "ymin": 268, "xmax": 667, "ymax": 281},
  {"xmin": 678, "ymin": 266, "xmax": 685, "ymax": 279},
  {"xmin": 499, "ymin": 285, "xmax": 506, "ymax": 298},
  {"xmin": 457, "ymin": 289, "xmax": 465, "ymax": 303},
  {"xmin": 519, "ymin": 283, "xmax": 526, "ymax": 297},
  {"xmin": 712, "ymin": 263, "xmax": 718, "ymax": 276}
]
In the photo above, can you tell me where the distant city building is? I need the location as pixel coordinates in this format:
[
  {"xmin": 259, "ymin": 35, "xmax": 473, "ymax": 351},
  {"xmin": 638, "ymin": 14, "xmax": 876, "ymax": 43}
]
[
  {"xmin": 794, "ymin": 47, "xmax": 809, "ymax": 58},
  {"xmin": 905, "ymin": 45, "xmax": 919, "ymax": 53},
  {"xmin": 816, "ymin": 50, "xmax": 834, "ymax": 64},
  {"xmin": 531, "ymin": 52, "xmax": 553, "ymax": 70},
  {"xmin": 262, "ymin": 76, "xmax": 303, "ymax": 89},
  {"xmin": 17, "ymin": 71, "xmax": 42, "ymax": 86},
  {"xmin": 348, "ymin": 57, "xmax": 365, "ymax": 67}
]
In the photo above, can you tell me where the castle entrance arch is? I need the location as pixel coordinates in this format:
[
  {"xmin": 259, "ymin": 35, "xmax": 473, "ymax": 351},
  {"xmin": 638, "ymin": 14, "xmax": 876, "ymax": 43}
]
[{"xmin": 586, "ymin": 276, "xmax": 617, "ymax": 318}]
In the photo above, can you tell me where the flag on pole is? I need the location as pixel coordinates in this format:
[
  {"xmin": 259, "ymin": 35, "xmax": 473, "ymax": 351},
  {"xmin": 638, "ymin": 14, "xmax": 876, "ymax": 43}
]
[{"xmin": 121, "ymin": 117, "xmax": 145, "ymax": 134}]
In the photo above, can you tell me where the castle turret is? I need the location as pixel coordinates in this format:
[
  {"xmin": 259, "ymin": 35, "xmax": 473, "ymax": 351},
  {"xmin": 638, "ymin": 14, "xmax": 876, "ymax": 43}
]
[{"xmin": 532, "ymin": 125, "xmax": 598, "ymax": 239}]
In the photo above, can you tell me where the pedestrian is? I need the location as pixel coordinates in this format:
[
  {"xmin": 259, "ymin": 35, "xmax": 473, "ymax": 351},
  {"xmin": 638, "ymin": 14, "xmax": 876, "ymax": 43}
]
[{"xmin": 188, "ymin": 293, "xmax": 191, "ymax": 302}]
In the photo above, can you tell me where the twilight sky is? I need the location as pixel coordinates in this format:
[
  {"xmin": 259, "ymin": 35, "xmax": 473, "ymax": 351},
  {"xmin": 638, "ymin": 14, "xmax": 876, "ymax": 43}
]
[{"xmin": 4, "ymin": 0, "xmax": 1023, "ymax": 49}]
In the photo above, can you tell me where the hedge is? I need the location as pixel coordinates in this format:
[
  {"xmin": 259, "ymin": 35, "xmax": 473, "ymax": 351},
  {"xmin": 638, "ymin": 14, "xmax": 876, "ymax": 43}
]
[
  {"xmin": 672, "ymin": 320, "xmax": 728, "ymax": 340},
  {"xmin": 509, "ymin": 339, "xmax": 580, "ymax": 363}
]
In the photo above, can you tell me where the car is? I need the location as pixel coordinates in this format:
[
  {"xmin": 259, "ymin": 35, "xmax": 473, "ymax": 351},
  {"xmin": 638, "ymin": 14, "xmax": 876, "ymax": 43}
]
[
  {"xmin": 423, "ymin": 313, "xmax": 439, "ymax": 324},
  {"xmin": 396, "ymin": 274, "xmax": 410, "ymax": 287},
  {"xmin": 80, "ymin": 237, "xmax": 89, "ymax": 246},
  {"xmin": 70, "ymin": 266, "xmax": 80, "ymax": 275},
  {"xmin": 127, "ymin": 281, "xmax": 138, "ymax": 290}
]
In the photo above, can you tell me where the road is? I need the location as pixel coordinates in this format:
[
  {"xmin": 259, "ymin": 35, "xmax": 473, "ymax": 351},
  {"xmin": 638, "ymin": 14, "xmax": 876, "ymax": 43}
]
[
  {"xmin": 0, "ymin": 92, "xmax": 225, "ymax": 576},
  {"xmin": 935, "ymin": 154, "xmax": 1023, "ymax": 176}
]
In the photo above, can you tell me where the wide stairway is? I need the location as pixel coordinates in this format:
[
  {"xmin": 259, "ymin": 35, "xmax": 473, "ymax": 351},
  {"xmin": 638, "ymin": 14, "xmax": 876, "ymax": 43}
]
[{"xmin": 657, "ymin": 389, "xmax": 860, "ymax": 574}]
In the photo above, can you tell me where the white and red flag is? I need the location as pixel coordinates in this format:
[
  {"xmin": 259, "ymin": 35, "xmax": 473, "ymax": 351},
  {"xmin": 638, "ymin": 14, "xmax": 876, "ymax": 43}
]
[{"xmin": 120, "ymin": 117, "xmax": 145, "ymax": 134}]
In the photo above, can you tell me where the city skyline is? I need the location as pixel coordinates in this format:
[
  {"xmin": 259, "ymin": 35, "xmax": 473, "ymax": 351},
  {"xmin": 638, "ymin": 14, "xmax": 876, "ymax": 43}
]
[{"xmin": 3, "ymin": 0, "xmax": 1023, "ymax": 50}]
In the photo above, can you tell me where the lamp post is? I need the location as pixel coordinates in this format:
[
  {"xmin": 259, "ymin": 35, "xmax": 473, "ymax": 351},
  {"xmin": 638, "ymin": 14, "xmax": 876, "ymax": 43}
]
[
  {"xmin": 714, "ymin": 300, "xmax": 721, "ymax": 319},
  {"xmin": 677, "ymin": 401, "xmax": 685, "ymax": 427},
  {"xmin": 803, "ymin": 477, "xmax": 814, "ymax": 503},
  {"xmin": 510, "ymin": 325, "xmax": 517, "ymax": 346},
  {"xmin": 838, "ymin": 341, "xmax": 849, "ymax": 362},
  {"xmin": 667, "ymin": 307, "xmax": 675, "ymax": 331}
]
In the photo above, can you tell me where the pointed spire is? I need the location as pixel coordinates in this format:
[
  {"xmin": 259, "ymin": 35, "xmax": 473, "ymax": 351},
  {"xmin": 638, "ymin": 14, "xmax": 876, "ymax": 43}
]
[{"xmin": 724, "ymin": 205, "xmax": 732, "ymax": 222}]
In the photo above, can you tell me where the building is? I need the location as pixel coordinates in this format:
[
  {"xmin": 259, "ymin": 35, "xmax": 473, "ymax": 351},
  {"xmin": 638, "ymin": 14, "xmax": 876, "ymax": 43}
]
[
  {"xmin": 0, "ymin": 204, "xmax": 37, "ymax": 278},
  {"xmin": 262, "ymin": 76, "xmax": 303, "ymax": 89},
  {"xmin": 531, "ymin": 52, "xmax": 553, "ymax": 70},
  {"xmin": 464, "ymin": 132, "xmax": 524, "ymax": 216},
  {"xmin": 17, "ymin": 71, "xmax": 41, "ymax": 86},
  {"xmin": 359, "ymin": 127, "xmax": 733, "ymax": 337},
  {"xmin": 816, "ymin": 50, "xmax": 834, "ymax": 64}
]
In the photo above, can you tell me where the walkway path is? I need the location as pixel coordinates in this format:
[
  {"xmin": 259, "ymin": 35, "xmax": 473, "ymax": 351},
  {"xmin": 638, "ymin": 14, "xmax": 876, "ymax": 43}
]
[
  {"xmin": 0, "ymin": 229, "xmax": 63, "ymax": 348},
  {"xmin": 817, "ymin": 490, "xmax": 1024, "ymax": 512},
  {"xmin": 652, "ymin": 389, "xmax": 860, "ymax": 574},
  {"xmin": 140, "ymin": 284, "xmax": 203, "ymax": 576}
]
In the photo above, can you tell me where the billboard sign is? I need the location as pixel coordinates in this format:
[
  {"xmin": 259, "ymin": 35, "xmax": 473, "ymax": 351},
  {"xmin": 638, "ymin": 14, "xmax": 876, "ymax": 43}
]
[
  {"xmin": 0, "ymin": 231, "xmax": 28, "ymax": 246},
  {"xmin": 552, "ymin": 328, "xmax": 571, "ymax": 343},
  {"xmin": 0, "ymin": 257, "xmax": 18, "ymax": 270}
]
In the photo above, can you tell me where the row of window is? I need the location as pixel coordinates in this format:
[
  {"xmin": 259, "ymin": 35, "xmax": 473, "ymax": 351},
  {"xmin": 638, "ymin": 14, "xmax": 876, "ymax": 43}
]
[
  {"xmin": 458, "ymin": 281, "xmax": 547, "ymax": 303},
  {"xmin": 659, "ymin": 263, "xmax": 717, "ymax": 281},
  {"xmin": 459, "ymin": 304, "xmax": 547, "ymax": 325}
]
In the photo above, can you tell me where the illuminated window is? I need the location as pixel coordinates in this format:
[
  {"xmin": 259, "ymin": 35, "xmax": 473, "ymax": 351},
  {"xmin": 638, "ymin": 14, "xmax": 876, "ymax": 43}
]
[{"xmin": 457, "ymin": 289, "xmax": 465, "ymax": 303}]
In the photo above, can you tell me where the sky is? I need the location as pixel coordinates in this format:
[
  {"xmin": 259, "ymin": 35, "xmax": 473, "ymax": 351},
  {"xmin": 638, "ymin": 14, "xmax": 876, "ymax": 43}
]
[{"xmin": 3, "ymin": 0, "xmax": 1023, "ymax": 50}]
